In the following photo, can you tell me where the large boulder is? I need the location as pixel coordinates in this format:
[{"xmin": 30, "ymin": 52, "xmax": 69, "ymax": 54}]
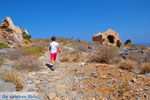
[
  {"xmin": 0, "ymin": 78, "xmax": 16, "ymax": 92},
  {"xmin": 124, "ymin": 39, "xmax": 132, "ymax": 45},
  {"xmin": 0, "ymin": 17, "xmax": 29, "ymax": 45}
]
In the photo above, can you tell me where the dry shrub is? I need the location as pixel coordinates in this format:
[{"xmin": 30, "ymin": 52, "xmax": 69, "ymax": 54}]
[
  {"xmin": 140, "ymin": 63, "xmax": 150, "ymax": 74},
  {"xmin": 127, "ymin": 45, "xmax": 148, "ymax": 50},
  {"xmin": 7, "ymin": 45, "xmax": 43, "ymax": 72},
  {"xmin": 142, "ymin": 50, "xmax": 150, "ymax": 63},
  {"xmin": 90, "ymin": 47, "xmax": 119, "ymax": 64},
  {"xmin": 75, "ymin": 42, "xmax": 101, "ymax": 53},
  {"xmin": 60, "ymin": 57, "xmax": 69, "ymax": 62},
  {"xmin": 7, "ymin": 48, "xmax": 27, "ymax": 60},
  {"xmin": 126, "ymin": 53, "xmax": 141, "ymax": 62},
  {"xmin": 31, "ymin": 39, "xmax": 50, "ymax": 51},
  {"xmin": 13, "ymin": 55, "xmax": 42, "ymax": 72},
  {"xmin": 7, "ymin": 46, "xmax": 44, "ymax": 60},
  {"xmin": 119, "ymin": 60, "xmax": 136, "ymax": 71},
  {"xmin": 0, "ymin": 71, "xmax": 23, "ymax": 91}
]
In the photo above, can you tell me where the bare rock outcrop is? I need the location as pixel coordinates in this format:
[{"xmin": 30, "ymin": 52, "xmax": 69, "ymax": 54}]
[
  {"xmin": 124, "ymin": 39, "xmax": 132, "ymax": 45},
  {"xmin": 0, "ymin": 17, "xmax": 29, "ymax": 45},
  {"xmin": 92, "ymin": 29, "xmax": 122, "ymax": 47}
]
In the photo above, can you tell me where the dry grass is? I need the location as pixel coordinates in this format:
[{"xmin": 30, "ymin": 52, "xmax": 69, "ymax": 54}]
[
  {"xmin": 6, "ymin": 40, "xmax": 44, "ymax": 72},
  {"xmin": 31, "ymin": 39, "xmax": 50, "ymax": 51},
  {"xmin": 128, "ymin": 45, "xmax": 148, "ymax": 50},
  {"xmin": 60, "ymin": 57, "xmax": 69, "ymax": 62},
  {"xmin": 142, "ymin": 50, "xmax": 150, "ymax": 63},
  {"xmin": 13, "ymin": 55, "xmax": 42, "ymax": 72},
  {"xmin": 0, "ymin": 71, "xmax": 23, "ymax": 91},
  {"xmin": 90, "ymin": 47, "xmax": 119, "ymax": 64},
  {"xmin": 139, "ymin": 63, "xmax": 150, "ymax": 74},
  {"xmin": 7, "ymin": 48, "xmax": 27, "ymax": 60},
  {"xmin": 22, "ymin": 46, "xmax": 44, "ymax": 57},
  {"xmin": 119, "ymin": 60, "xmax": 136, "ymax": 71},
  {"xmin": 0, "ymin": 57, "xmax": 4, "ymax": 65}
]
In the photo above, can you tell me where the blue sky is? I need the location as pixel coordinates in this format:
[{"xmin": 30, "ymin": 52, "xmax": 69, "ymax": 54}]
[{"xmin": 0, "ymin": 0, "xmax": 150, "ymax": 44}]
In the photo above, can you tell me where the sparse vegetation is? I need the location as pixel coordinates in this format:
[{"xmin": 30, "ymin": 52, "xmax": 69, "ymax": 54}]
[
  {"xmin": 140, "ymin": 63, "xmax": 150, "ymax": 74},
  {"xmin": 13, "ymin": 55, "xmax": 41, "ymax": 72},
  {"xmin": 128, "ymin": 44, "xmax": 148, "ymax": 50},
  {"xmin": 0, "ymin": 42, "xmax": 10, "ymax": 49},
  {"xmin": 22, "ymin": 46, "xmax": 44, "ymax": 56},
  {"xmin": 0, "ymin": 71, "xmax": 23, "ymax": 91},
  {"xmin": 60, "ymin": 57, "xmax": 69, "ymax": 62},
  {"xmin": 0, "ymin": 57, "xmax": 4, "ymax": 65},
  {"xmin": 23, "ymin": 35, "xmax": 32, "ymax": 42},
  {"xmin": 119, "ymin": 60, "xmax": 136, "ymax": 71},
  {"xmin": 90, "ymin": 47, "xmax": 119, "ymax": 64},
  {"xmin": 6, "ymin": 46, "xmax": 42, "ymax": 72},
  {"xmin": 31, "ymin": 39, "xmax": 50, "ymax": 51},
  {"xmin": 7, "ymin": 48, "xmax": 27, "ymax": 60},
  {"xmin": 58, "ymin": 38, "xmax": 74, "ymax": 45}
]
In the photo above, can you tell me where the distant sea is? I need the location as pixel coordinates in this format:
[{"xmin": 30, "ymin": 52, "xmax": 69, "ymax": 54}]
[{"xmin": 135, "ymin": 43, "xmax": 150, "ymax": 47}]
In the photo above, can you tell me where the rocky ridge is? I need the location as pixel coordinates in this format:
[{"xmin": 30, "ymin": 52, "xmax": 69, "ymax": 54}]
[{"xmin": 0, "ymin": 17, "xmax": 29, "ymax": 46}]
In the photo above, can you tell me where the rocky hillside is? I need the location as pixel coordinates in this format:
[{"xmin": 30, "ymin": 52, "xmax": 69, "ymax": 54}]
[
  {"xmin": 0, "ymin": 38, "xmax": 150, "ymax": 100},
  {"xmin": 0, "ymin": 17, "xmax": 29, "ymax": 46}
]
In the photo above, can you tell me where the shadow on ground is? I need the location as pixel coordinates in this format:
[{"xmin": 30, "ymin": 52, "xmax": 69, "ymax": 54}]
[{"xmin": 46, "ymin": 63, "xmax": 55, "ymax": 71}]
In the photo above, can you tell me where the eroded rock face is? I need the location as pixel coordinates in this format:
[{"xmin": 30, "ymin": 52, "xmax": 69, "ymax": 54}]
[
  {"xmin": 0, "ymin": 17, "xmax": 29, "ymax": 45},
  {"xmin": 92, "ymin": 29, "xmax": 122, "ymax": 47},
  {"xmin": 124, "ymin": 39, "xmax": 132, "ymax": 45}
]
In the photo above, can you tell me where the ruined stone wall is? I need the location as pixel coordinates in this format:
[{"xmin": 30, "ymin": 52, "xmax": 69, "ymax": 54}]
[{"xmin": 92, "ymin": 29, "xmax": 122, "ymax": 47}]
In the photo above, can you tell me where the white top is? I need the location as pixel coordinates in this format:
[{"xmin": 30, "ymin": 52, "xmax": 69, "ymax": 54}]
[{"xmin": 49, "ymin": 41, "xmax": 59, "ymax": 53}]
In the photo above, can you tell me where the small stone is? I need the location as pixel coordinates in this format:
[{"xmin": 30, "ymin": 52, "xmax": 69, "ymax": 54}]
[
  {"xmin": 77, "ymin": 77, "xmax": 87, "ymax": 81},
  {"xmin": 144, "ymin": 94, "xmax": 148, "ymax": 98},
  {"xmin": 80, "ymin": 62, "xmax": 86, "ymax": 66},
  {"xmin": 131, "ymin": 78, "xmax": 137, "ymax": 83},
  {"xmin": 91, "ymin": 83, "xmax": 100, "ymax": 88},
  {"xmin": 48, "ymin": 92, "xmax": 57, "ymax": 99},
  {"xmin": 0, "ymin": 78, "xmax": 16, "ymax": 92},
  {"xmin": 144, "ymin": 88, "xmax": 150, "ymax": 91},
  {"xmin": 144, "ymin": 73, "xmax": 150, "ymax": 78},
  {"xmin": 25, "ymin": 80, "xmax": 33, "ymax": 84},
  {"xmin": 108, "ymin": 78, "xmax": 118, "ymax": 83},
  {"xmin": 21, "ymin": 84, "xmax": 37, "ymax": 92},
  {"xmin": 90, "ymin": 73, "xmax": 97, "ymax": 78},
  {"xmin": 0, "ymin": 64, "xmax": 13, "ymax": 74}
]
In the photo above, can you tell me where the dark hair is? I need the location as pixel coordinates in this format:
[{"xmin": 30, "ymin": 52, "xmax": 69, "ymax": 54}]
[{"xmin": 51, "ymin": 36, "xmax": 56, "ymax": 41}]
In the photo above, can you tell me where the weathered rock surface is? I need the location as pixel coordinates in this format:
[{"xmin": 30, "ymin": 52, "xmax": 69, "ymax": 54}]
[
  {"xmin": 124, "ymin": 39, "xmax": 132, "ymax": 45},
  {"xmin": 0, "ymin": 17, "xmax": 29, "ymax": 45},
  {"xmin": 0, "ymin": 78, "xmax": 16, "ymax": 92}
]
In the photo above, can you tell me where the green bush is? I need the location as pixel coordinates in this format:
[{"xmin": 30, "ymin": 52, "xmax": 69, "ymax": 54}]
[
  {"xmin": 23, "ymin": 35, "xmax": 32, "ymax": 42},
  {"xmin": 0, "ymin": 57, "xmax": 4, "ymax": 65},
  {"xmin": 0, "ymin": 42, "xmax": 10, "ymax": 49}
]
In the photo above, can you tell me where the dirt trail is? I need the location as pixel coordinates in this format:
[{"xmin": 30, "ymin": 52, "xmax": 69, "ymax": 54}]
[{"xmin": 27, "ymin": 51, "xmax": 81, "ymax": 100}]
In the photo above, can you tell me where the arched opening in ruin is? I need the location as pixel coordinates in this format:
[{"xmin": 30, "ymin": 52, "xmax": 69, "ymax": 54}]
[{"xmin": 107, "ymin": 35, "xmax": 115, "ymax": 43}]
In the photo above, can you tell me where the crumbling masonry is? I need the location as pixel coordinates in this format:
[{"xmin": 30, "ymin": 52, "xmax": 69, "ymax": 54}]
[{"xmin": 92, "ymin": 29, "xmax": 122, "ymax": 47}]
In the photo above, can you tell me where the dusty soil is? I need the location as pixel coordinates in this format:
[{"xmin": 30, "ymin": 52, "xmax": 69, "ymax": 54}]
[{"xmin": 25, "ymin": 45, "xmax": 150, "ymax": 100}]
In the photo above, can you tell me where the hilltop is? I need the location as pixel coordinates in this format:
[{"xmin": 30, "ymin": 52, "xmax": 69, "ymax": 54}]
[{"xmin": 0, "ymin": 37, "xmax": 150, "ymax": 99}]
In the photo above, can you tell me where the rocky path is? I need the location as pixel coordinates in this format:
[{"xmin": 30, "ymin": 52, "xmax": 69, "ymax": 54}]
[{"xmin": 24, "ymin": 51, "xmax": 81, "ymax": 100}]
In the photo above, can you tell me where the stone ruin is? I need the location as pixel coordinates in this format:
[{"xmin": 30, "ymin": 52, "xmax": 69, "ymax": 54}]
[
  {"xmin": 92, "ymin": 29, "xmax": 122, "ymax": 47},
  {"xmin": 0, "ymin": 17, "xmax": 29, "ymax": 46}
]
